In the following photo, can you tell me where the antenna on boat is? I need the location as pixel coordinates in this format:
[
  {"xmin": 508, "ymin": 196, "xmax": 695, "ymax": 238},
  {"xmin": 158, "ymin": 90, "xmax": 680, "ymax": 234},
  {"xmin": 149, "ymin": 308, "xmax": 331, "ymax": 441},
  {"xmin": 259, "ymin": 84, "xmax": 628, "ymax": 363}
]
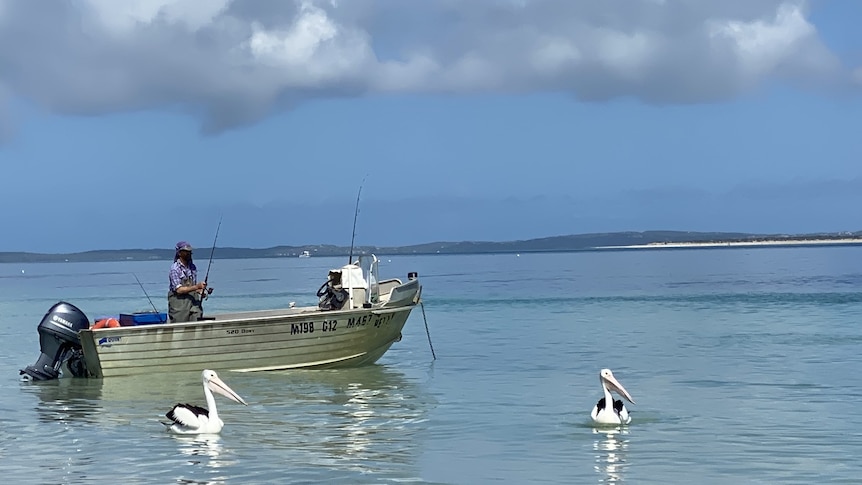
[
  {"xmin": 347, "ymin": 178, "xmax": 366, "ymax": 265},
  {"xmin": 203, "ymin": 215, "xmax": 222, "ymax": 295},
  {"xmin": 132, "ymin": 273, "xmax": 162, "ymax": 320}
]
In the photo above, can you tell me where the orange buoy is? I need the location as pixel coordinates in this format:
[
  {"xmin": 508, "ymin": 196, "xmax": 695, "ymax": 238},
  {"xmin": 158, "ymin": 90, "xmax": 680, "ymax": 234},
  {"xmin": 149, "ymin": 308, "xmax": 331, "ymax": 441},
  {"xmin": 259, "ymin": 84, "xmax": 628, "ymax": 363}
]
[{"xmin": 92, "ymin": 317, "xmax": 121, "ymax": 329}]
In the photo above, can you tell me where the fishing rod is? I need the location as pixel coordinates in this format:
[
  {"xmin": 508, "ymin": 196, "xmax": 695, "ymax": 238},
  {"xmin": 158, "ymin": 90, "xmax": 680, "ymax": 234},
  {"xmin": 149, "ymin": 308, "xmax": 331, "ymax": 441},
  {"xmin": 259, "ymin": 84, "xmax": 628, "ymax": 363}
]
[
  {"xmin": 132, "ymin": 273, "xmax": 162, "ymax": 320},
  {"xmin": 202, "ymin": 216, "xmax": 222, "ymax": 298},
  {"xmin": 347, "ymin": 178, "xmax": 365, "ymax": 265}
]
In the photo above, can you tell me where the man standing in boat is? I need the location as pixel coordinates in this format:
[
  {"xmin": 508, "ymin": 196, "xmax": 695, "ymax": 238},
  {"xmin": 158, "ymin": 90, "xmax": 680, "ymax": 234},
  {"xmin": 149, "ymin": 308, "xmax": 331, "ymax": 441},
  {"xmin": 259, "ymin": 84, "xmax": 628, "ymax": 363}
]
[{"xmin": 168, "ymin": 241, "xmax": 212, "ymax": 322}]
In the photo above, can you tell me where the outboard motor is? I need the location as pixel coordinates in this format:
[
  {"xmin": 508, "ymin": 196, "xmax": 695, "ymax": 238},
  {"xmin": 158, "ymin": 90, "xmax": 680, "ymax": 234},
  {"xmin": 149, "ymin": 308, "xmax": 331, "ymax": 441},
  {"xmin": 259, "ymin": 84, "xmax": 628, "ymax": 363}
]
[{"xmin": 20, "ymin": 301, "xmax": 91, "ymax": 380}]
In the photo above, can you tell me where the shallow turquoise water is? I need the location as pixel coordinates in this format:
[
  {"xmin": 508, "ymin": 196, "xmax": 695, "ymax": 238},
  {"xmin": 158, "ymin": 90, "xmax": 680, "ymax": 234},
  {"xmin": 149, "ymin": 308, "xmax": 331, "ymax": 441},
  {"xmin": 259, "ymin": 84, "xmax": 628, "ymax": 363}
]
[{"xmin": 1, "ymin": 247, "xmax": 861, "ymax": 483}]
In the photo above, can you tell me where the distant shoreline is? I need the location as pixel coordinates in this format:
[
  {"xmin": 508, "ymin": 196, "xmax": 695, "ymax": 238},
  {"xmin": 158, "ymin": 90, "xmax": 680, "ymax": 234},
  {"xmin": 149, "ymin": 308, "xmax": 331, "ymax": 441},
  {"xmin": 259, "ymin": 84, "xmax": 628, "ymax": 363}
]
[
  {"xmin": 2, "ymin": 231, "xmax": 861, "ymax": 263},
  {"xmin": 598, "ymin": 238, "xmax": 862, "ymax": 249}
]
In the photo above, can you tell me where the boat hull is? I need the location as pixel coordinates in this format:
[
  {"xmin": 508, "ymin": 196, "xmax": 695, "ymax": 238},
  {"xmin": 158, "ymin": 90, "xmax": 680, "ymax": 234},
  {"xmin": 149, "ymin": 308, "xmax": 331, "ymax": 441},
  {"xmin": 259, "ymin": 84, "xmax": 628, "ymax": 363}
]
[{"xmin": 78, "ymin": 304, "xmax": 414, "ymax": 378}]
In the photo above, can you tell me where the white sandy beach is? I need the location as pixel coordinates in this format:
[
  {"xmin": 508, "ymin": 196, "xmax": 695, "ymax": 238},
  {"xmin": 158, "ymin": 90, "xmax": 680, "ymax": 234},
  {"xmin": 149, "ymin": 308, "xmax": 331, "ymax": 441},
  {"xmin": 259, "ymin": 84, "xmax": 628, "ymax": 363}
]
[{"xmin": 597, "ymin": 238, "xmax": 862, "ymax": 249}]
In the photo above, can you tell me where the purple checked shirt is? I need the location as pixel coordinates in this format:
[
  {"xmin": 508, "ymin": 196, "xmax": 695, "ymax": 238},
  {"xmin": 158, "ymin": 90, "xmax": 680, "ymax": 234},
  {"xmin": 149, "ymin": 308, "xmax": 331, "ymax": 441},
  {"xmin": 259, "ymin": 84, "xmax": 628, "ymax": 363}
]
[{"xmin": 169, "ymin": 259, "xmax": 198, "ymax": 294}]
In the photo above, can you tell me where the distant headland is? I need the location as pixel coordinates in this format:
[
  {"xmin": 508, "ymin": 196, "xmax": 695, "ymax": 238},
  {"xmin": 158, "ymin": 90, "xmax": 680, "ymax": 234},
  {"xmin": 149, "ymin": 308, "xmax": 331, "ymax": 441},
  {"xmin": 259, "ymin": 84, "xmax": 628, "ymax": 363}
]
[{"xmin": 2, "ymin": 230, "xmax": 861, "ymax": 263}]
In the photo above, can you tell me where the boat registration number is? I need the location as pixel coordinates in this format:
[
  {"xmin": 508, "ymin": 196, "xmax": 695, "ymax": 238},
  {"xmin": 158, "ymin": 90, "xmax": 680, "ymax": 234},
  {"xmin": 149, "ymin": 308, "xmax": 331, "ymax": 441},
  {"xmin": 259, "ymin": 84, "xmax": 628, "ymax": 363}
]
[
  {"xmin": 285, "ymin": 319, "xmax": 339, "ymax": 335},
  {"xmin": 290, "ymin": 321, "xmax": 315, "ymax": 335},
  {"xmin": 345, "ymin": 313, "xmax": 395, "ymax": 329}
]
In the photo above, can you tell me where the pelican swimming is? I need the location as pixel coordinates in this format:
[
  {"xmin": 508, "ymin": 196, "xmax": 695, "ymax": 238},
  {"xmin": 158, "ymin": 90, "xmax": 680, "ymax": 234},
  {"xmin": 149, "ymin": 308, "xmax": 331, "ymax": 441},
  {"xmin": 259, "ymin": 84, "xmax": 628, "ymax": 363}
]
[
  {"xmin": 164, "ymin": 369, "xmax": 248, "ymax": 434},
  {"xmin": 591, "ymin": 368, "xmax": 636, "ymax": 425}
]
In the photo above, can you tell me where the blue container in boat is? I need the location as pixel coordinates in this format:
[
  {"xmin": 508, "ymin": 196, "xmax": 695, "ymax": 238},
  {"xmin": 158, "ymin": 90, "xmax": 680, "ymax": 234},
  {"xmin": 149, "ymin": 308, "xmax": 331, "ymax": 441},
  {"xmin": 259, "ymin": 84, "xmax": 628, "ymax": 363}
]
[{"xmin": 119, "ymin": 312, "xmax": 167, "ymax": 326}]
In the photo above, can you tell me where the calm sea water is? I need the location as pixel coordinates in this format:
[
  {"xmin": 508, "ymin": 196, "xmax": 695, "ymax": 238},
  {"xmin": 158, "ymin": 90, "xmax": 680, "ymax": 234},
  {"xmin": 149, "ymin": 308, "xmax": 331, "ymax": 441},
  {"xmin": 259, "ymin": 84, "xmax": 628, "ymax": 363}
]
[{"xmin": 2, "ymin": 247, "xmax": 862, "ymax": 484}]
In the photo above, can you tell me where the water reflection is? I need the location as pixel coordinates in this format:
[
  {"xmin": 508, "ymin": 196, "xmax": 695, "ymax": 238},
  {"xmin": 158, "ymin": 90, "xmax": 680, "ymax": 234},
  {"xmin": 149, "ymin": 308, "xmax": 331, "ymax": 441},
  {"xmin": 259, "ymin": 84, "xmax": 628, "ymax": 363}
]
[
  {"xmin": 171, "ymin": 435, "xmax": 230, "ymax": 485},
  {"xmin": 174, "ymin": 434, "xmax": 227, "ymax": 466},
  {"xmin": 18, "ymin": 365, "xmax": 431, "ymax": 482},
  {"xmin": 21, "ymin": 378, "xmax": 106, "ymax": 425},
  {"xmin": 22, "ymin": 371, "xmax": 206, "ymax": 428},
  {"xmin": 593, "ymin": 427, "xmax": 630, "ymax": 483},
  {"xmin": 97, "ymin": 369, "xmax": 206, "ymax": 404},
  {"xmin": 249, "ymin": 365, "xmax": 431, "ymax": 477},
  {"xmin": 172, "ymin": 433, "xmax": 236, "ymax": 484}
]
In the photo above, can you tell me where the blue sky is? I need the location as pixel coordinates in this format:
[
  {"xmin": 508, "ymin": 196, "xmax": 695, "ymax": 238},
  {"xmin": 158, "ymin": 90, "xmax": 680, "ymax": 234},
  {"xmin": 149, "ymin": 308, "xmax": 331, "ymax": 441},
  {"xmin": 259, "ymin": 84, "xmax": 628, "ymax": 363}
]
[{"xmin": 0, "ymin": 0, "xmax": 860, "ymax": 253}]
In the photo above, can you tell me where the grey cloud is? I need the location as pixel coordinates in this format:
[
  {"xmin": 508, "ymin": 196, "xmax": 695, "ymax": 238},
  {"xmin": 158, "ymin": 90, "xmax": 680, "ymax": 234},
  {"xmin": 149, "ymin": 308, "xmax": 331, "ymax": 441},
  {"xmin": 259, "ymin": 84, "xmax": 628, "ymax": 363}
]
[{"xmin": 0, "ymin": 0, "xmax": 857, "ymax": 135}]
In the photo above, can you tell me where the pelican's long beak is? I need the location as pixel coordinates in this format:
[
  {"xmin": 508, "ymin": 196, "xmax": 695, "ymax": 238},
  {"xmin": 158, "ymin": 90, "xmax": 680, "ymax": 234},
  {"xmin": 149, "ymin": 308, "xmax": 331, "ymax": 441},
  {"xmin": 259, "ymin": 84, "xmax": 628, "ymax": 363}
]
[
  {"xmin": 603, "ymin": 373, "xmax": 636, "ymax": 405},
  {"xmin": 208, "ymin": 376, "xmax": 248, "ymax": 405}
]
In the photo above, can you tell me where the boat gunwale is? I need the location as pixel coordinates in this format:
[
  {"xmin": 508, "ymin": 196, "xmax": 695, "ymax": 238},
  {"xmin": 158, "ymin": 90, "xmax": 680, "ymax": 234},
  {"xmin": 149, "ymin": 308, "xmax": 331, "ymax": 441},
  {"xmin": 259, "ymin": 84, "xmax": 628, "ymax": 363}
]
[{"xmin": 79, "ymin": 300, "xmax": 418, "ymax": 337}]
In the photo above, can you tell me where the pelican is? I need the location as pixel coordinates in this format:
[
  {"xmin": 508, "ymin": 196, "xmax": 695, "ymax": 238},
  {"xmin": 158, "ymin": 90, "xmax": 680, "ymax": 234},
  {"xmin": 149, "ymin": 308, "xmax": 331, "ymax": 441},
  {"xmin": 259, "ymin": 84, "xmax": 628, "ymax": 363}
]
[
  {"xmin": 591, "ymin": 368, "xmax": 636, "ymax": 425},
  {"xmin": 164, "ymin": 369, "xmax": 248, "ymax": 434}
]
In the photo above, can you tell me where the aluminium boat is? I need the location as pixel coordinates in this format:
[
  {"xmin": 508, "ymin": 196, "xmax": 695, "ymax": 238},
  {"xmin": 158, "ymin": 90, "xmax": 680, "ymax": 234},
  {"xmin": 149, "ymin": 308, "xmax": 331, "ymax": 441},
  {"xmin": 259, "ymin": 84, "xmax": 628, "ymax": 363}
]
[{"xmin": 20, "ymin": 255, "xmax": 422, "ymax": 379}]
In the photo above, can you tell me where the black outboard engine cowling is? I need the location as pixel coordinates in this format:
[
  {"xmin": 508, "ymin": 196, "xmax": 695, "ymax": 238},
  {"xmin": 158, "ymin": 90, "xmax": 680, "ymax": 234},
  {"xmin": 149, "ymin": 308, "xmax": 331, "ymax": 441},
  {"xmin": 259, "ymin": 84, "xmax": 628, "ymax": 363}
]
[{"xmin": 20, "ymin": 301, "xmax": 91, "ymax": 380}]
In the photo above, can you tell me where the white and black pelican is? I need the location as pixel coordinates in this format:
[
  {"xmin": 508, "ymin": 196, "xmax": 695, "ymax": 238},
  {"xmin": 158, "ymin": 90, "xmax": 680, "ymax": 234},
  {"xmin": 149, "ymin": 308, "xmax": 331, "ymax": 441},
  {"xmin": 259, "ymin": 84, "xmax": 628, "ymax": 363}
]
[
  {"xmin": 164, "ymin": 369, "xmax": 248, "ymax": 434},
  {"xmin": 591, "ymin": 368, "xmax": 636, "ymax": 425}
]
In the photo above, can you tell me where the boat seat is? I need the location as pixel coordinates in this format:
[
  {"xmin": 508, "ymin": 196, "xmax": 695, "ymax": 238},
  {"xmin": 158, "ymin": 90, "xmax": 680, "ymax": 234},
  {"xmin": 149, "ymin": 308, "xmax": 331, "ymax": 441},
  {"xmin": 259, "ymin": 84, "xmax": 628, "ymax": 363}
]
[{"xmin": 350, "ymin": 288, "xmax": 367, "ymax": 308}]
